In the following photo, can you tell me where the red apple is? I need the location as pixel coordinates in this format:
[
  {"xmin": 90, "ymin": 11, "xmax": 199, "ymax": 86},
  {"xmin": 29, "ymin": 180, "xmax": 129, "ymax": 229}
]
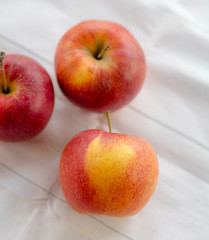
[
  {"xmin": 59, "ymin": 129, "xmax": 158, "ymax": 217},
  {"xmin": 0, "ymin": 52, "xmax": 54, "ymax": 142},
  {"xmin": 55, "ymin": 20, "xmax": 146, "ymax": 113}
]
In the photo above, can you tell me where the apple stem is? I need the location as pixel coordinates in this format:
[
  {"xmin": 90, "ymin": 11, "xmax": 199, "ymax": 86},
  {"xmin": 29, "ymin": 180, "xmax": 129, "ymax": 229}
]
[
  {"xmin": 0, "ymin": 52, "xmax": 9, "ymax": 94},
  {"xmin": 105, "ymin": 111, "xmax": 112, "ymax": 133},
  {"xmin": 97, "ymin": 46, "xmax": 109, "ymax": 60}
]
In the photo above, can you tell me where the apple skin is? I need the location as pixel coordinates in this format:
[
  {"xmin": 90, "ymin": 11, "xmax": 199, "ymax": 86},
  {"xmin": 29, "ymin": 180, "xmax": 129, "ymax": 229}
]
[
  {"xmin": 59, "ymin": 129, "xmax": 158, "ymax": 217},
  {"xmin": 55, "ymin": 20, "xmax": 146, "ymax": 113},
  {"xmin": 0, "ymin": 54, "xmax": 54, "ymax": 142}
]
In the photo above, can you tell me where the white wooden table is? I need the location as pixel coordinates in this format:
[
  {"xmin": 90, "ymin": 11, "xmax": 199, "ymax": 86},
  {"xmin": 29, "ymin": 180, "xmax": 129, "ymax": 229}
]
[{"xmin": 0, "ymin": 0, "xmax": 209, "ymax": 239}]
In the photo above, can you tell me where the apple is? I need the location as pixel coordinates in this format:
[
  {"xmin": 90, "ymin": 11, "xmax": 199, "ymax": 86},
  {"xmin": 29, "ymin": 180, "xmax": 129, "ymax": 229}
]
[
  {"xmin": 59, "ymin": 129, "xmax": 158, "ymax": 217},
  {"xmin": 55, "ymin": 20, "xmax": 146, "ymax": 113},
  {"xmin": 0, "ymin": 52, "xmax": 54, "ymax": 142}
]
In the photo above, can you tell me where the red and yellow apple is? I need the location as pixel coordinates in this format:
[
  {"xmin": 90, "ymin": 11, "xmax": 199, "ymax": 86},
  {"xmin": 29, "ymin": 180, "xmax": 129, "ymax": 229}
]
[
  {"xmin": 55, "ymin": 20, "xmax": 146, "ymax": 113},
  {"xmin": 0, "ymin": 52, "xmax": 54, "ymax": 142},
  {"xmin": 59, "ymin": 129, "xmax": 158, "ymax": 217}
]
